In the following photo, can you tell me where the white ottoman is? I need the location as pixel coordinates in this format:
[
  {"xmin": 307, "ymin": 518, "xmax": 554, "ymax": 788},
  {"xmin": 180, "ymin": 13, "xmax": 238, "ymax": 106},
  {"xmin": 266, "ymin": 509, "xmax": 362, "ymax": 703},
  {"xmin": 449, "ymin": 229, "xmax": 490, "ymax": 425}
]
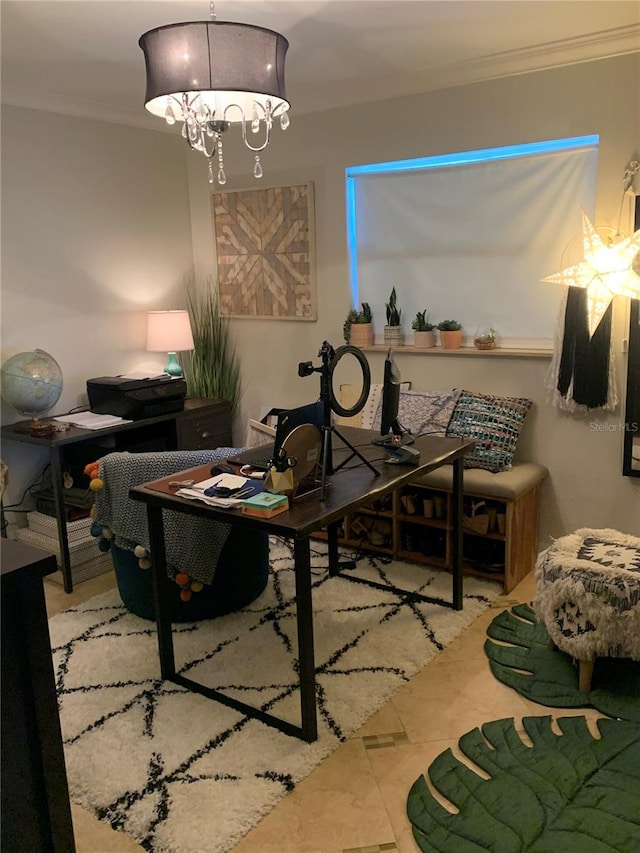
[{"xmin": 533, "ymin": 528, "xmax": 640, "ymax": 692}]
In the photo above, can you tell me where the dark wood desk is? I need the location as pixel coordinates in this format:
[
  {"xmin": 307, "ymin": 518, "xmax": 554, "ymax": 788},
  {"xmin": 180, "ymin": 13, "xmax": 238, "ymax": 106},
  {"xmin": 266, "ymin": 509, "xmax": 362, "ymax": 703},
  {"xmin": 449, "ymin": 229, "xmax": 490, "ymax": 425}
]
[
  {"xmin": 130, "ymin": 428, "xmax": 474, "ymax": 743},
  {"xmin": 1, "ymin": 539, "xmax": 76, "ymax": 852},
  {"xmin": 1, "ymin": 398, "xmax": 231, "ymax": 592}
]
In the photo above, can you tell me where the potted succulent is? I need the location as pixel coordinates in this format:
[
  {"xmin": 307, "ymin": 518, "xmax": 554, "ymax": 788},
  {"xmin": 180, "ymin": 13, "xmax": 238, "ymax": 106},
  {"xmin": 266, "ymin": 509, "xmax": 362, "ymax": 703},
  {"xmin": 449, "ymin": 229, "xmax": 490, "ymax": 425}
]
[
  {"xmin": 411, "ymin": 310, "xmax": 436, "ymax": 349},
  {"xmin": 343, "ymin": 302, "xmax": 374, "ymax": 347},
  {"xmin": 437, "ymin": 319, "xmax": 463, "ymax": 350},
  {"xmin": 474, "ymin": 327, "xmax": 497, "ymax": 350},
  {"xmin": 384, "ymin": 287, "xmax": 404, "ymax": 346}
]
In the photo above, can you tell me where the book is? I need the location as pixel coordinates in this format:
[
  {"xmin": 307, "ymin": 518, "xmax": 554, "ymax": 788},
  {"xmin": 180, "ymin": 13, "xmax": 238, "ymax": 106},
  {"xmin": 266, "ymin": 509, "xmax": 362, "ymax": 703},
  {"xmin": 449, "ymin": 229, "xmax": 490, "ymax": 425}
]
[
  {"xmin": 33, "ymin": 498, "xmax": 91, "ymax": 521},
  {"xmin": 34, "ymin": 487, "xmax": 94, "ymax": 510},
  {"xmin": 241, "ymin": 502, "xmax": 289, "ymax": 519},
  {"xmin": 14, "ymin": 527, "xmax": 100, "ymax": 567},
  {"xmin": 241, "ymin": 492, "xmax": 288, "ymax": 510},
  {"xmin": 45, "ymin": 552, "xmax": 112, "ymax": 586},
  {"xmin": 241, "ymin": 492, "xmax": 289, "ymax": 519},
  {"xmin": 53, "ymin": 412, "xmax": 132, "ymax": 429},
  {"xmin": 27, "ymin": 510, "xmax": 93, "ymax": 542}
]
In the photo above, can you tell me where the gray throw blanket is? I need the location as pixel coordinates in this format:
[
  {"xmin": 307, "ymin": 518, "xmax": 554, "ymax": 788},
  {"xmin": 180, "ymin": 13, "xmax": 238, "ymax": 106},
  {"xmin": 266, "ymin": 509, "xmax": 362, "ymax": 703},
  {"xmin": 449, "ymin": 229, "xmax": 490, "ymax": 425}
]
[{"xmin": 94, "ymin": 448, "xmax": 243, "ymax": 585}]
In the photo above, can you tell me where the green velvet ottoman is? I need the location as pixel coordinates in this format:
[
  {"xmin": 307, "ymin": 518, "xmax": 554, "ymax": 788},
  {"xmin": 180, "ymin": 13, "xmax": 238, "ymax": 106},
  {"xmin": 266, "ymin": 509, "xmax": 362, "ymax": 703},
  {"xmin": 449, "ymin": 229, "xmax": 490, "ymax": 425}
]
[{"xmin": 111, "ymin": 527, "xmax": 269, "ymax": 622}]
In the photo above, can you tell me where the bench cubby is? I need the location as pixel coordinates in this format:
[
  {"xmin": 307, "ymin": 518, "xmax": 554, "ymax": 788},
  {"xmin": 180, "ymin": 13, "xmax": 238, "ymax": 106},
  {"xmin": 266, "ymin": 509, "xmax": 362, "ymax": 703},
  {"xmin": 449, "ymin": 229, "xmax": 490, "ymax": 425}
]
[{"xmin": 333, "ymin": 462, "xmax": 547, "ymax": 593}]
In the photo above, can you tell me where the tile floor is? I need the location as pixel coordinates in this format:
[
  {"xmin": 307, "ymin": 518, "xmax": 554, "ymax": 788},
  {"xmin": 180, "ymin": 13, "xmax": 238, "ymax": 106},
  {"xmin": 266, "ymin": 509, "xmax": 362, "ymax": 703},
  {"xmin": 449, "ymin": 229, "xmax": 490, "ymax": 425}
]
[{"xmin": 45, "ymin": 569, "xmax": 604, "ymax": 853}]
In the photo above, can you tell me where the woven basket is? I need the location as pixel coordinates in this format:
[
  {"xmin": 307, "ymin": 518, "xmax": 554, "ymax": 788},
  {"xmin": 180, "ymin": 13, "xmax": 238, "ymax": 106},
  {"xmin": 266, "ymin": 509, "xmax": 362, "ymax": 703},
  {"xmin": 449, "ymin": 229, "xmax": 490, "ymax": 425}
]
[
  {"xmin": 384, "ymin": 325, "xmax": 404, "ymax": 346},
  {"xmin": 463, "ymin": 514, "xmax": 490, "ymax": 535},
  {"xmin": 463, "ymin": 500, "xmax": 489, "ymax": 535},
  {"xmin": 349, "ymin": 323, "xmax": 374, "ymax": 347}
]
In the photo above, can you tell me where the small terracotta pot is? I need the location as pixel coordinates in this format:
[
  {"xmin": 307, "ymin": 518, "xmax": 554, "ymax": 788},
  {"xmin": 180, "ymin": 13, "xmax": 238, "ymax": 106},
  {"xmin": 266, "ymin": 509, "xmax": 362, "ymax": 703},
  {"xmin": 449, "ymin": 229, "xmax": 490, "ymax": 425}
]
[
  {"xmin": 439, "ymin": 329, "xmax": 463, "ymax": 350},
  {"xmin": 348, "ymin": 323, "xmax": 374, "ymax": 348},
  {"xmin": 413, "ymin": 330, "xmax": 435, "ymax": 349}
]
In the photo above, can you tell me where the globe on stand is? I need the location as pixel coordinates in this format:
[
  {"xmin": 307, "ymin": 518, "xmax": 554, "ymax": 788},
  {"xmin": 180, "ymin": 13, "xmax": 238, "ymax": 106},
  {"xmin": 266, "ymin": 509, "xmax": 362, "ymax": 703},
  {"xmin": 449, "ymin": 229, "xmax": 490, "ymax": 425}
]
[{"xmin": 1, "ymin": 349, "xmax": 63, "ymax": 435}]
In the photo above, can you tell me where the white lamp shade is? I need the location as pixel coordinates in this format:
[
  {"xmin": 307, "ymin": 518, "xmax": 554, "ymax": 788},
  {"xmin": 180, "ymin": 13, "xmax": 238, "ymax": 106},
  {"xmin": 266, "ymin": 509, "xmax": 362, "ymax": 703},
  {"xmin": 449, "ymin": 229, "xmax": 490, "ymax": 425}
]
[{"xmin": 146, "ymin": 310, "xmax": 194, "ymax": 352}]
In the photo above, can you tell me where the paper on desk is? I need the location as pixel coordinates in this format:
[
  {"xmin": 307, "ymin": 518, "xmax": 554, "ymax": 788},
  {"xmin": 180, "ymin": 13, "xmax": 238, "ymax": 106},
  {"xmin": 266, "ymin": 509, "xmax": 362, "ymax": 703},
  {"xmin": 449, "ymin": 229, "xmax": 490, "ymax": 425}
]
[
  {"xmin": 53, "ymin": 412, "xmax": 132, "ymax": 429},
  {"xmin": 176, "ymin": 473, "xmax": 254, "ymax": 508},
  {"xmin": 175, "ymin": 488, "xmax": 243, "ymax": 509},
  {"xmin": 192, "ymin": 473, "xmax": 247, "ymax": 492},
  {"xmin": 118, "ymin": 371, "xmax": 172, "ymax": 380}
]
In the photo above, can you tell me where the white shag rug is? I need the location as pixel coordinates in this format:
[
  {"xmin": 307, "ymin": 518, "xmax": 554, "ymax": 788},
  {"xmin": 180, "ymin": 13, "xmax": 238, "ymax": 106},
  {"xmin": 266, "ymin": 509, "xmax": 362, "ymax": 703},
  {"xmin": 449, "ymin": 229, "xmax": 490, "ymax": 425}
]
[{"xmin": 49, "ymin": 539, "xmax": 501, "ymax": 853}]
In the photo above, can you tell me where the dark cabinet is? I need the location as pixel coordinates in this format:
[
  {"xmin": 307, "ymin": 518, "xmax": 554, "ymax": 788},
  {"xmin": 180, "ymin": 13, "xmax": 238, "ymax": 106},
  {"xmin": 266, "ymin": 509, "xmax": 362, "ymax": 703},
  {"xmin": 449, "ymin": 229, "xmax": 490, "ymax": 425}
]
[
  {"xmin": 1, "ymin": 539, "xmax": 76, "ymax": 852},
  {"xmin": 176, "ymin": 399, "xmax": 232, "ymax": 450},
  {"xmin": 1, "ymin": 398, "xmax": 233, "ymax": 591}
]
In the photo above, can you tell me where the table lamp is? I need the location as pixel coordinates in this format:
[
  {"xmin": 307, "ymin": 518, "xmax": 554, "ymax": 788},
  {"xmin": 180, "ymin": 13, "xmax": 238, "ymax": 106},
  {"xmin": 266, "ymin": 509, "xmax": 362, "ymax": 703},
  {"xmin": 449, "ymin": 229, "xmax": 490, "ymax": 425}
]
[{"xmin": 146, "ymin": 310, "xmax": 194, "ymax": 377}]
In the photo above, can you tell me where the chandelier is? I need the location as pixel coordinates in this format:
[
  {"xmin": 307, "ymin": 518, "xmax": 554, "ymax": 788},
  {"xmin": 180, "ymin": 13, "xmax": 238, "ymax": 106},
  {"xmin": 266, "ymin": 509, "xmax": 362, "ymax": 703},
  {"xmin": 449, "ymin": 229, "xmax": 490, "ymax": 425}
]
[{"xmin": 139, "ymin": 5, "xmax": 290, "ymax": 185}]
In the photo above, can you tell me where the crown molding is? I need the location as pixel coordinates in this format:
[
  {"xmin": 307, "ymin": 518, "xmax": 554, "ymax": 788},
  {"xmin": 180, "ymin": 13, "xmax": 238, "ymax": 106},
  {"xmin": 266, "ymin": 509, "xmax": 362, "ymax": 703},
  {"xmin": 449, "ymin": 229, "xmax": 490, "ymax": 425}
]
[
  {"xmin": 2, "ymin": 24, "xmax": 638, "ymax": 125},
  {"xmin": 290, "ymin": 24, "xmax": 640, "ymax": 116},
  {"xmin": 440, "ymin": 23, "xmax": 640, "ymax": 89},
  {"xmin": 1, "ymin": 87, "xmax": 159, "ymax": 131}
]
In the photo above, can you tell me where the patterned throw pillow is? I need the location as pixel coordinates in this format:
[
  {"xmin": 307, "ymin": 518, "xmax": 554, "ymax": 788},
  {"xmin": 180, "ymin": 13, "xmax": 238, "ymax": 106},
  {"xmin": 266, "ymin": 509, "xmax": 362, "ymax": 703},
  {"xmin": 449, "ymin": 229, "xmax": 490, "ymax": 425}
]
[
  {"xmin": 446, "ymin": 390, "xmax": 533, "ymax": 472},
  {"xmin": 337, "ymin": 382, "xmax": 412, "ymax": 429},
  {"xmin": 372, "ymin": 389, "xmax": 461, "ymax": 437}
]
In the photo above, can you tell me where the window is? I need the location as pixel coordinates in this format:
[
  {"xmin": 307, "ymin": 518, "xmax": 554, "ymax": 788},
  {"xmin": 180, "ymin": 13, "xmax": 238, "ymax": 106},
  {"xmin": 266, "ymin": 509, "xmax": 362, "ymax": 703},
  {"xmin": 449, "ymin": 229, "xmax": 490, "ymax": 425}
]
[{"xmin": 346, "ymin": 135, "xmax": 599, "ymax": 348}]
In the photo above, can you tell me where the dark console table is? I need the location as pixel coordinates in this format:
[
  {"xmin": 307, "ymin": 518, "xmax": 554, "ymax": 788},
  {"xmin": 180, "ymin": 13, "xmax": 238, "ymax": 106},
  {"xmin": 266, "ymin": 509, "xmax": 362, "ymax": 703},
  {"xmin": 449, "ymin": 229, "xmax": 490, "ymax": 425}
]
[
  {"xmin": 1, "ymin": 538, "xmax": 76, "ymax": 852},
  {"xmin": 1, "ymin": 398, "xmax": 232, "ymax": 592}
]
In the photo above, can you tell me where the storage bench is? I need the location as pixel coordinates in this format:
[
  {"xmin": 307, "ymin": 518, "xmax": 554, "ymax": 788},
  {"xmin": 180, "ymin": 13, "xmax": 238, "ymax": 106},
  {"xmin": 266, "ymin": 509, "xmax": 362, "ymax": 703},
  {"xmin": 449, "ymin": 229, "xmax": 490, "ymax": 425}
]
[
  {"xmin": 413, "ymin": 462, "xmax": 547, "ymax": 592},
  {"xmin": 334, "ymin": 462, "xmax": 547, "ymax": 593},
  {"xmin": 334, "ymin": 383, "xmax": 547, "ymax": 592}
]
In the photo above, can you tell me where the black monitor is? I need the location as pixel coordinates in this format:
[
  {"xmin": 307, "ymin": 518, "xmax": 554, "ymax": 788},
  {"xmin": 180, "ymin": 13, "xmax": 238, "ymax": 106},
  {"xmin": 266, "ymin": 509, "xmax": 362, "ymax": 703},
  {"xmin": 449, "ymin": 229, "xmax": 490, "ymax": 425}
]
[{"xmin": 372, "ymin": 349, "xmax": 413, "ymax": 446}]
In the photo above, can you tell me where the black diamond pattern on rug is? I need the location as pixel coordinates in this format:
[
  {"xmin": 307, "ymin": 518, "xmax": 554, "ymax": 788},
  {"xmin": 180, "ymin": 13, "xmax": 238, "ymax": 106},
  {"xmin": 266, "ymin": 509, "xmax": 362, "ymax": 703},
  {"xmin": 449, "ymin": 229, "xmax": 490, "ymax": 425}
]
[{"xmin": 50, "ymin": 539, "xmax": 500, "ymax": 853}]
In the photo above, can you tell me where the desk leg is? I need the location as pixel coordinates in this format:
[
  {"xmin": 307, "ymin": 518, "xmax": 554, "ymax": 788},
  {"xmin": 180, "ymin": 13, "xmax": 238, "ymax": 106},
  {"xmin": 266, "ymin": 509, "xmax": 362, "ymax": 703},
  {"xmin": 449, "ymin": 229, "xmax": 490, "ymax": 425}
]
[
  {"xmin": 327, "ymin": 521, "xmax": 340, "ymax": 577},
  {"xmin": 50, "ymin": 446, "xmax": 73, "ymax": 593},
  {"xmin": 452, "ymin": 457, "xmax": 464, "ymax": 610},
  {"xmin": 293, "ymin": 535, "xmax": 318, "ymax": 742},
  {"xmin": 146, "ymin": 505, "xmax": 176, "ymax": 679}
]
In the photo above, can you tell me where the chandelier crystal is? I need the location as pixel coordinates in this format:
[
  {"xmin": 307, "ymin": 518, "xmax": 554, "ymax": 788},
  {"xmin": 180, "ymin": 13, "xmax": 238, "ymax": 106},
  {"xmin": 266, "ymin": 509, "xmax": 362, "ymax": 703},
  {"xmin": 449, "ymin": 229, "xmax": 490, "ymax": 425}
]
[{"xmin": 139, "ymin": 10, "xmax": 290, "ymax": 185}]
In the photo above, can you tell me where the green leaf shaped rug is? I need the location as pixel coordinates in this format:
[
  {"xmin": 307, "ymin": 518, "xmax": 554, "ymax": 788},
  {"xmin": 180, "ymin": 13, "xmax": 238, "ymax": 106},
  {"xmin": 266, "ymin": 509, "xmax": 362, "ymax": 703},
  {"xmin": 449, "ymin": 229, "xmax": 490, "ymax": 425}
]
[
  {"xmin": 484, "ymin": 604, "xmax": 640, "ymax": 722},
  {"xmin": 407, "ymin": 715, "xmax": 640, "ymax": 852}
]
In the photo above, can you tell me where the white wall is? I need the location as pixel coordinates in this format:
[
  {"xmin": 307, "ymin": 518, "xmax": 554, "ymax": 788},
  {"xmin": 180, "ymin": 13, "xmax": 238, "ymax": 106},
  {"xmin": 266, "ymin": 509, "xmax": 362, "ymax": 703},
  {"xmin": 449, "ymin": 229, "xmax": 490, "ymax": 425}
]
[
  {"xmin": 2, "ymin": 57, "xmax": 638, "ymax": 545},
  {"xmin": 186, "ymin": 54, "xmax": 640, "ymax": 544},
  {"xmin": 1, "ymin": 106, "xmax": 194, "ymax": 520}
]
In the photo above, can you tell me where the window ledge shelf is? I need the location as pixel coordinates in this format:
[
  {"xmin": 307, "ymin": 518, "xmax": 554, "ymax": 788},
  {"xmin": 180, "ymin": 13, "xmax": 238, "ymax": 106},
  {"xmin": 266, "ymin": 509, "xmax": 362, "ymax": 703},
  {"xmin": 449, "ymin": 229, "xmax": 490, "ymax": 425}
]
[{"xmin": 359, "ymin": 345, "xmax": 552, "ymax": 359}]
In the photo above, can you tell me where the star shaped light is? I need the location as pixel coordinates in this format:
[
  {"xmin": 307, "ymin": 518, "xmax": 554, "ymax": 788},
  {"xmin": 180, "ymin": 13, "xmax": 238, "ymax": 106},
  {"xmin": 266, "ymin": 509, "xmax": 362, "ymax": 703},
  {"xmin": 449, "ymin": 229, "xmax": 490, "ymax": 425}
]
[{"xmin": 542, "ymin": 210, "xmax": 640, "ymax": 335}]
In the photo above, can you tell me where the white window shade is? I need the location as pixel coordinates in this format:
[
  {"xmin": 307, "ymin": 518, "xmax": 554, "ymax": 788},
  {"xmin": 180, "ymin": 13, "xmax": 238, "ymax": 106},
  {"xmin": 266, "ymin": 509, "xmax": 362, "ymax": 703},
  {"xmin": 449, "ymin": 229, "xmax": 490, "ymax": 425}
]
[{"xmin": 348, "ymin": 139, "xmax": 598, "ymax": 348}]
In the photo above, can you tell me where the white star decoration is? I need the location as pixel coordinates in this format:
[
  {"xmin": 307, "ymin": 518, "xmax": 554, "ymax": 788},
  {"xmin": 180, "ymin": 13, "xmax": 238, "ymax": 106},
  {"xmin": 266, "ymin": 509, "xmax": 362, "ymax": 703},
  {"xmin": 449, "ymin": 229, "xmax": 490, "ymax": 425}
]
[{"xmin": 542, "ymin": 210, "xmax": 640, "ymax": 335}]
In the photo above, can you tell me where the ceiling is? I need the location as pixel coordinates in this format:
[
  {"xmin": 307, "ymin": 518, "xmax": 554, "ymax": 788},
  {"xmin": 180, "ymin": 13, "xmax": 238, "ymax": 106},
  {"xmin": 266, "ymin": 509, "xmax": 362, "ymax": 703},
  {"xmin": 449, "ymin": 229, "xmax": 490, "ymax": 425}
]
[{"xmin": 1, "ymin": 1, "xmax": 639, "ymax": 131}]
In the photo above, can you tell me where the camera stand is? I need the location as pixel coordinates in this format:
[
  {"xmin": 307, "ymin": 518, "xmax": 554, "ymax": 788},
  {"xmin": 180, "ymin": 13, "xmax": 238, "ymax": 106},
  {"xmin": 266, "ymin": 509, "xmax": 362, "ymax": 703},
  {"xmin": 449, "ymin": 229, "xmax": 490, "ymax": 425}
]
[{"xmin": 300, "ymin": 341, "xmax": 380, "ymax": 500}]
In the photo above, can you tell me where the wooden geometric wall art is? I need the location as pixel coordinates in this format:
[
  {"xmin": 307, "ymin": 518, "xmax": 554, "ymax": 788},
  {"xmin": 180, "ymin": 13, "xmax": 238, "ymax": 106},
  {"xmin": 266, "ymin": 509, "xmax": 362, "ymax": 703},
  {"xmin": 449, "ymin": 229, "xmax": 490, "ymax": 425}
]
[{"xmin": 212, "ymin": 182, "xmax": 316, "ymax": 320}]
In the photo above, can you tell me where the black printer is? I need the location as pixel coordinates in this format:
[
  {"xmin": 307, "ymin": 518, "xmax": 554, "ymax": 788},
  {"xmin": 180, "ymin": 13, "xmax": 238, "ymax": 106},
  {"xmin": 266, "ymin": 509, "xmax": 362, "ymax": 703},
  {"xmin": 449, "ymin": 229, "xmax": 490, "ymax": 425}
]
[{"xmin": 86, "ymin": 376, "xmax": 187, "ymax": 420}]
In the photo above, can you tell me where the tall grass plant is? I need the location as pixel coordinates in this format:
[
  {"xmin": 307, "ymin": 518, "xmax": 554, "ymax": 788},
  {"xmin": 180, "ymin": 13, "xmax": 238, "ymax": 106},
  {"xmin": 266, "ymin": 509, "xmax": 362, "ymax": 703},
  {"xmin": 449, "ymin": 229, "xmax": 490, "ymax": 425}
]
[{"xmin": 184, "ymin": 278, "xmax": 241, "ymax": 413}]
